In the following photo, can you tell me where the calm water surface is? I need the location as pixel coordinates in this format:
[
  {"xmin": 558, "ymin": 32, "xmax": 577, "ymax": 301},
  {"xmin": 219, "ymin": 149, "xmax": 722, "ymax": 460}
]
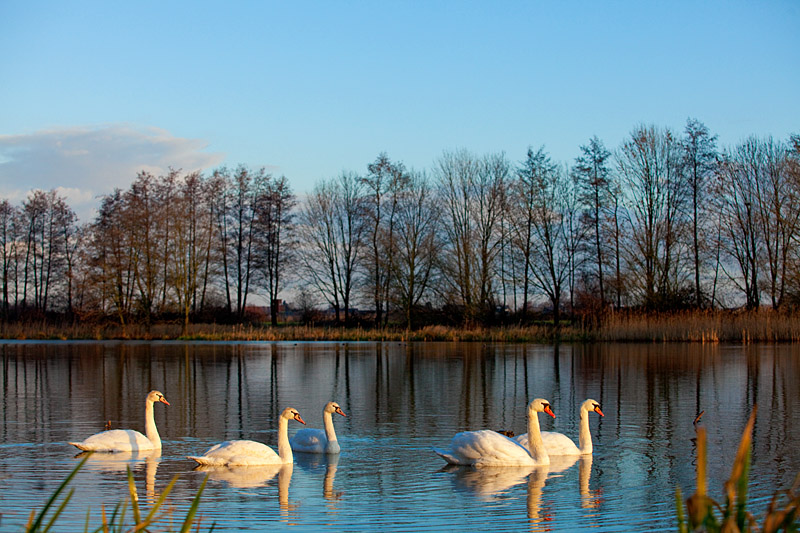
[{"xmin": 1, "ymin": 341, "xmax": 799, "ymax": 531}]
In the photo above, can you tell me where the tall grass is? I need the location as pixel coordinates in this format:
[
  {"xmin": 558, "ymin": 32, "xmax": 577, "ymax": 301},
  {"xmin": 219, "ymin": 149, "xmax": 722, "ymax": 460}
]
[
  {"xmin": 676, "ymin": 406, "xmax": 800, "ymax": 532},
  {"xmin": 25, "ymin": 453, "xmax": 211, "ymax": 532},
  {"xmin": 599, "ymin": 309, "xmax": 800, "ymax": 343}
]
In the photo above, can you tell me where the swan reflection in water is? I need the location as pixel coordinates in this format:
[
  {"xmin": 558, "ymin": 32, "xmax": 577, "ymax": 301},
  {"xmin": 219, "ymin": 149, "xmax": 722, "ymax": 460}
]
[
  {"xmin": 75, "ymin": 449, "xmax": 162, "ymax": 501},
  {"xmin": 297, "ymin": 452, "xmax": 343, "ymax": 503},
  {"xmin": 444, "ymin": 454, "xmax": 599, "ymax": 530},
  {"xmin": 194, "ymin": 463, "xmax": 297, "ymax": 521},
  {"xmin": 578, "ymin": 455, "xmax": 601, "ymax": 510}
]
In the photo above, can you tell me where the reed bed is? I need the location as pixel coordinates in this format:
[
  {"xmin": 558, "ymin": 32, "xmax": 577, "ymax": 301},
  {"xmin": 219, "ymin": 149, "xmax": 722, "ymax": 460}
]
[
  {"xmin": 0, "ymin": 322, "xmax": 585, "ymax": 343},
  {"xmin": 597, "ymin": 309, "xmax": 800, "ymax": 343},
  {"xmin": 2, "ymin": 309, "xmax": 800, "ymax": 342}
]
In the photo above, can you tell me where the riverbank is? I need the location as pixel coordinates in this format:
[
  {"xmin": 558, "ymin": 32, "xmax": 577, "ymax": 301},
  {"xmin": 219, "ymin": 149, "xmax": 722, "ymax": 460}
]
[{"xmin": 2, "ymin": 309, "xmax": 800, "ymax": 343}]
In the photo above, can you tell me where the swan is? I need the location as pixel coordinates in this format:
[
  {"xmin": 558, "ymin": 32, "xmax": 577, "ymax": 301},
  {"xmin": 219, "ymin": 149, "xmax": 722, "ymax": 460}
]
[
  {"xmin": 516, "ymin": 398, "xmax": 604, "ymax": 455},
  {"xmin": 290, "ymin": 401, "xmax": 346, "ymax": 454},
  {"xmin": 433, "ymin": 398, "xmax": 555, "ymax": 467},
  {"xmin": 69, "ymin": 390, "xmax": 169, "ymax": 452},
  {"xmin": 188, "ymin": 407, "xmax": 306, "ymax": 466}
]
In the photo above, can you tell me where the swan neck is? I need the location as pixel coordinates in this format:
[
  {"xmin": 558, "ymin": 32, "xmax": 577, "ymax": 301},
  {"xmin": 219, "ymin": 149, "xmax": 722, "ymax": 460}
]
[
  {"xmin": 323, "ymin": 410, "xmax": 338, "ymax": 443},
  {"xmin": 527, "ymin": 409, "xmax": 549, "ymax": 465},
  {"xmin": 578, "ymin": 408, "xmax": 592, "ymax": 454},
  {"xmin": 277, "ymin": 415, "xmax": 293, "ymax": 463},
  {"xmin": 144, "ymin": 398, "xmax": 161, "ymax": 448}
]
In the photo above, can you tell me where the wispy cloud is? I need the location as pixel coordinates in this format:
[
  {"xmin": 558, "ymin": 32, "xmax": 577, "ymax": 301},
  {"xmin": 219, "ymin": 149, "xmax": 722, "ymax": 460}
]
[{"xmin": 0, "ymin": 124, "xmax": 225, "ymax": 222}]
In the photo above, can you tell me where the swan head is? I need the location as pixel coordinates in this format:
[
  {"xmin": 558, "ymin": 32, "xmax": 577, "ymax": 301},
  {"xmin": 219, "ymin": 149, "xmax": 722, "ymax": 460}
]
[
  {"xmin": 282, "ymin": 407, "xmax": 306, "ymax": 425},
  {"xmin": 147, "ymin": 390, "xmax": 170, "ymax": 406},
  {"xmin": 529, "ymin": 398, "xmax": 555, "ymax": 418},
  {"xmin": 581, "ymin": 399, "xmax": 604, "ymax": 417},
  {"xmin": 325, "ymin": 401, "xmax": 347, "ymax": 417}
]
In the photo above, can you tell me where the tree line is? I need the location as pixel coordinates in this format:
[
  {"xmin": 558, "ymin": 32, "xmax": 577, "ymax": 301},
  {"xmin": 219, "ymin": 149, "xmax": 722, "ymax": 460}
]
[{"xmin": 2, "ymin": 119, "xmax": 799, "ymax": 329}]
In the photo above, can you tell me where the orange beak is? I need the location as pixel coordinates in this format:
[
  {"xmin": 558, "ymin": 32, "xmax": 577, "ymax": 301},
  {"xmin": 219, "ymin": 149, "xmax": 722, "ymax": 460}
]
[
  {"xmin": 160, "ymin": 398, "xmax": 170, "ymax": 406},
  {"xmin": 336, "ymin": 407, "xmax": 347, "ymax": 417},
  {"xmin": 594, "ymin": 406, "xmax": 604, "ymax": 417},
  {"xmin": 294, "ymin": 414, "xmax": 306, "ymax": 425},
  {"xmin": 544, "ymin": 405, "xmax": 556, "ymax": 418}
]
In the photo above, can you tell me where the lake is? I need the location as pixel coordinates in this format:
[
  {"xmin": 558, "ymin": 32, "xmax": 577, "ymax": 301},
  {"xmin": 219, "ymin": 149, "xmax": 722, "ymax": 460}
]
[{"xmin": 1, "ymin": 341, "xmax": 798, "ymax": 531}]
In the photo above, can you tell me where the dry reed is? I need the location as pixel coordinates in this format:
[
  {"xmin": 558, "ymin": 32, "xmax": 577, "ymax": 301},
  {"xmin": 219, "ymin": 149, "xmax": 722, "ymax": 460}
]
[{"xmin": 597, "ymin": 309, "xmax": 800, "ymax": 343}]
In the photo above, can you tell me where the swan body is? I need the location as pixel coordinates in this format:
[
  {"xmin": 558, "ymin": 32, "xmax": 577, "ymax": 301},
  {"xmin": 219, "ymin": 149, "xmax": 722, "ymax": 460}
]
[
  {"xmin": 69, "ymin": 390, "xmax": 169, "ymax": 452},
  {"xmin": 188, "ymin": 407, "xmax": 305, "ymax": 466},
  {"xmin": 290, "ymin": 401, "xmax": 346, "ymax": 454},
  {"xmin": 433, "ymin": 398, "xmax": 555, "ymax": 467},
  {"xmin": 516, "ymin": 399, "xmax": 604, "ymax": 455}
]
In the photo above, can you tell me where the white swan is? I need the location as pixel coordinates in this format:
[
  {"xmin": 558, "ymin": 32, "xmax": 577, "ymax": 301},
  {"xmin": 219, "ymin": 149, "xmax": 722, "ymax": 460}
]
[
  {"xmin": 516, "ymin": 398, "xmax": 604, "ymax": 455},
  {"xmin": 188, "ymin": 407, "xmax": 305, "ymax": 466},
  {"xmin": 290, "ymin": 401, "xmax": 346, "ymax": 454},
  {"xmin": 433, "ymin": 398, "xmax": 555, "ymax": 467},
  {"xmin": 69, "ymin": 390, "xmax": 170, "ymax": 452}
]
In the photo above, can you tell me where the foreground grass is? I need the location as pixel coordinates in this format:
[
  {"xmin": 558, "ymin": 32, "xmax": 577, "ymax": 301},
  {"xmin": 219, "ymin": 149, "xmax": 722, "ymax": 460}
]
[
  {"xmin": 26, "ymin": 453, "xmax": 210, "ymax": 532},
  {"xmin": 676, "ymin": 407, "xmax": 800, "ymax": 532},
  {"xmin": 3, "ymin": 309, "xmax": 800, "ymax": 343}
]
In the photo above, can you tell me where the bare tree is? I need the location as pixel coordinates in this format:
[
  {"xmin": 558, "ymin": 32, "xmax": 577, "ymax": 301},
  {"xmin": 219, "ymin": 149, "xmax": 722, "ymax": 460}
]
[
  {"xmin": 388, "ymin": 169, "xmax": 440, "ymax": 328},
  {"xmin": 224, "ymin": 165, "xmax": 268, "ymax": 317},
  {"xmin": 89, "ymin": 189, "xmax": 136, "ymax": 326},
  {"xmin": 714, "ymin": 136, "xmax": 800, "ymax": 309},
  {"xmin": 17, "ymin": 190, "xmax": 74, "ymax": 313},
  {"xmin": 514, "ymin": 148, "xmax": 573, "ymax": 327},
  {"xmin": 435, "ymin": 150, "xmax": 507, "ymax": 325},
  {"xmin": 297, "ymin": 172, "xmax": 365, "ymax": 323},
  {"xmin": 0, "ymin": 199, "xmax": 21, "ymax": 317},
  {"xmin": 363, "ymin": 153, "xmax": 407, "ymax": 327},
  {"xmin": 681, "ymin": 118, "xmax": 718, "ymax": 308},
  {"xmin": 53, "ymin": 194, "xmax": 79, "ymax": 314},
  {"xmin": 787, "ymin": 134, "xmax": 800, "ymax": 301},
  {"xmin": 508, "ymin": 147, "xmax": 555, "ymax": 319},
  {"xmin": 156, "ymin": 169, "xmax": 179, "ymax": 313},
  {"xmin": 170, "ymin": 171, "xmax": 208, "ymax": 333},
  {"xmin": 608, "ymin": 177, "xmax": 625, "ymax": 308},
  {"xmin": 617, "ymin": 125, "xmax": 689, "ymax": 308},
  {"xmin": 573, "ymin": 136, "xmax": 612, "ymax": 307},
  {"xmin": 562, "ymin": 165, "xmax": 590, "ymax": 314},
  {"xmin": 757, "ymin": 137, "xmax": 799, "ymax": 308},
  {"xmin": 20, "ymin": 190, "xmax": 45, "ymax": 311},
  {"xmin": 715, "ymin": 142, "xmax": 763, "ymax": 309},
  {"xmin": 208, "ymin": 168, "xmax": 233, "ymax": 313},
  {"xmin": 126, "ymin": 172, "xmax": 161, "ymax": 326},
  {"xmin": 254, "ymin": 175, "xmax": 295, "ymax": 326}
]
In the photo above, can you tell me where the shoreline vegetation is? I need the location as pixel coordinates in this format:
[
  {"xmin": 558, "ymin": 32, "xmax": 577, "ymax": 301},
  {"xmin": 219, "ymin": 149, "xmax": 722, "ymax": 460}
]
[{"xmin": 3, "ymin": 309, "xmax": 800, "ymax": 343}]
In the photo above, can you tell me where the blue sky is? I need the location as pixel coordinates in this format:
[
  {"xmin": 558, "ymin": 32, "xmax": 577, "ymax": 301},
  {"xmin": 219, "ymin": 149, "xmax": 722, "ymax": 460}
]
[{"xmin": 2, "ymin": 1, "xmax": 798, "ymax": 221}]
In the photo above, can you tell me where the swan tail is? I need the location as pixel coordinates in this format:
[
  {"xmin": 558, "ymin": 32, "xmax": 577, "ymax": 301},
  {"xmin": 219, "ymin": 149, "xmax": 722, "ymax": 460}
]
[
  {"xmin": 69, "ymin": 442, "xmax": 91, "ymax": 451},
  {"xmin": 187, "ymin": 455, "xmax": 216, "ymax": 466},
  {"xmin": 432, "ymin": 447, "xmax": 464, "ymax": 465}
]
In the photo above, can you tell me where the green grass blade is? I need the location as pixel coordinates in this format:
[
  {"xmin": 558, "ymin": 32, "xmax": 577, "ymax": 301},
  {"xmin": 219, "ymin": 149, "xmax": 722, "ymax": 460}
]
[
  {"xmin": 675, "ymin": 486, "xmax": 688, "ymax": 533},
  {"xmin": 133, "ymin": 474, "xmax": 180, "ymax": 530},
  {"xmin": 27, "ymin": 453, "xmax": 91, "ymax": 532},
  {"xmin": 127, "ymin": 466, "xmax": 142, "ymax": 524},
  {"xmin": 736, "ymin": 447, "xmax": 752, "ymax": 528},
  {"xmin": 89, "ymin": 501, "xmax": 122, "ymax": 533},
  {"xmin": 178, "ymin": 474, "xmax": 209, "ymax": 533},
  {"xmin": 42, "ymin": 488, "xmax": 74, "ymax": 533}
]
